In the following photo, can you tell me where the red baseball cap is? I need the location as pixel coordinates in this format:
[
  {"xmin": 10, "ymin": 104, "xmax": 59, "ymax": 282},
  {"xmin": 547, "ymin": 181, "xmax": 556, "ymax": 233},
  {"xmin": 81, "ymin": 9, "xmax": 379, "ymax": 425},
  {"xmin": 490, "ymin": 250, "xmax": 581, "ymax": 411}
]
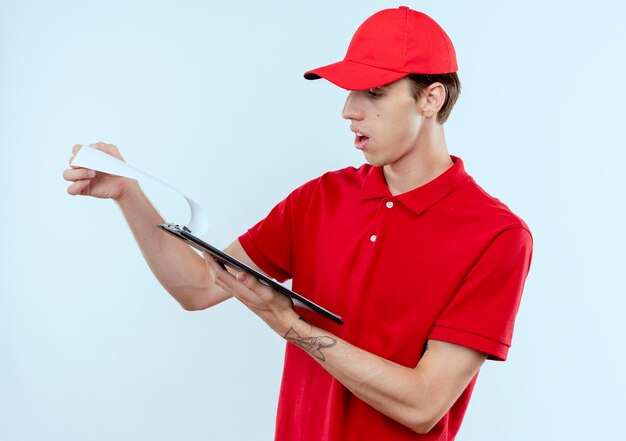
[{"xmin": 304, "ymin": 6, "xmax": 457, "ymax": 90}]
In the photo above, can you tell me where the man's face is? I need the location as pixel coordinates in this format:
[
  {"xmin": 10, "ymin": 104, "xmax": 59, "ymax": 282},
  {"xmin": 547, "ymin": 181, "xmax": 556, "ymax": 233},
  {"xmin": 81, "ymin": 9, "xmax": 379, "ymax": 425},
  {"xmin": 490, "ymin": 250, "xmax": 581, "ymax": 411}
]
[{"xmin": 342, "ymin": 77, "xmax": 424, "ymax": 167}]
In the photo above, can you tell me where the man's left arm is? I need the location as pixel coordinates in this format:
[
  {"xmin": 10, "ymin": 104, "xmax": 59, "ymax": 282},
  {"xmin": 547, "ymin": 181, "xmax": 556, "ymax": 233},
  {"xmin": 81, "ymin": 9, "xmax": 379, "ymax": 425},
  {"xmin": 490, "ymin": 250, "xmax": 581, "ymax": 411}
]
[{"xmin": 204, "ymin": 254, "xmax": 487, "ymax": 435}]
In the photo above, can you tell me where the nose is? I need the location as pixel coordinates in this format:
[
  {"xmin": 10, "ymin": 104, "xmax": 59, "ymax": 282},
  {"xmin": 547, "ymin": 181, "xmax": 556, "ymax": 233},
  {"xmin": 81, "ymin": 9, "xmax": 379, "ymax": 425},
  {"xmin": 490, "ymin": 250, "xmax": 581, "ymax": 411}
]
[{"xmin": 341, "ymin": 91, "xmax": 364, "ymax": 121}]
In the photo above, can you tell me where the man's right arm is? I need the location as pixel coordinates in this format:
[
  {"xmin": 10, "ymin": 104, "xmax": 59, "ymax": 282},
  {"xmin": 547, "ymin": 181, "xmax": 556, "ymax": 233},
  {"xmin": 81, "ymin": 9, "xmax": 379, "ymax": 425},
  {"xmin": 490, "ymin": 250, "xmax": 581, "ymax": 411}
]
[
  {"xmin": 64, "ymin": 142, "xmax": 260, "ymax": 311},
  {"xmin": 114, "ymin": 180, "xmax": 230, "ymax": 311}
]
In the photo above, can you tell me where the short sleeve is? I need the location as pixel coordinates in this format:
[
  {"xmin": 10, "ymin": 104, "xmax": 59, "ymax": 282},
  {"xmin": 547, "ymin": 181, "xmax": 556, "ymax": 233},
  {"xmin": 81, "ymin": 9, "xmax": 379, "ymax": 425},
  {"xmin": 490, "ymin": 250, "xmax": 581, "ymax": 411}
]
[
  {"xmin": 428, "ymin": 228, "xmax": 534, "ymax": 361},
  {"xmin": 238, "ymin": 178, "xmax": 318, "ymax": 283}
]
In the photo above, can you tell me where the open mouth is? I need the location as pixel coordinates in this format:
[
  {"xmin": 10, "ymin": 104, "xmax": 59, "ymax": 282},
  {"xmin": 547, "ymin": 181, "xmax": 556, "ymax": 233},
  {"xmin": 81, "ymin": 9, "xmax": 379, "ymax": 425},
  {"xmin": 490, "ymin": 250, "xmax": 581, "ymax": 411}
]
[{"xmin": 354, "ymin": 132, "xmax": 370, "ymax": 149}]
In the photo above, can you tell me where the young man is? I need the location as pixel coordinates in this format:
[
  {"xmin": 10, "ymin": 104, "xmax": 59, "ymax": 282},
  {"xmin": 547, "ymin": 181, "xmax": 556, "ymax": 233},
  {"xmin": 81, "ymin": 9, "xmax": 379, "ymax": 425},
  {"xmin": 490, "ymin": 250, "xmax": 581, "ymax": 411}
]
[{"xmin": 64, "ymin": 7, "xmax": 533, "ymax": 440}]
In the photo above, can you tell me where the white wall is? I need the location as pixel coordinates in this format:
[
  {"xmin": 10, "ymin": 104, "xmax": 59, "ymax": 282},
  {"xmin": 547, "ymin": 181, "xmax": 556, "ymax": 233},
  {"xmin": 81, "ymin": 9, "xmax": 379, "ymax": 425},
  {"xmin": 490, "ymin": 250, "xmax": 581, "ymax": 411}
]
[{"xmin": 1, "ymin": 1, "xmax": 624, "ymax": 439}]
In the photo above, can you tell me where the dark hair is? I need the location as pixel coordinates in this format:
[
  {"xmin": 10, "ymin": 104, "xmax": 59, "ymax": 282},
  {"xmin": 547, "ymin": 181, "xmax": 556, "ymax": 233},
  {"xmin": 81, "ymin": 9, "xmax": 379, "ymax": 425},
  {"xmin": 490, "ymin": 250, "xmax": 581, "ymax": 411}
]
[{"xmin": 406, "ymin": 72, "xmax": 461, "ymax": 124}]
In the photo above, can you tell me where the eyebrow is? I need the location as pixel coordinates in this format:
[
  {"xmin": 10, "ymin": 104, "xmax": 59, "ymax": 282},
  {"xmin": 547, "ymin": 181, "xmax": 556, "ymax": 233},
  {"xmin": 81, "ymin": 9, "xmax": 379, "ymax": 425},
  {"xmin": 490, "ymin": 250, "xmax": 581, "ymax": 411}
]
[{"xmin": 372, "ymin": 84, "xmax": 392, "ymax": 91}]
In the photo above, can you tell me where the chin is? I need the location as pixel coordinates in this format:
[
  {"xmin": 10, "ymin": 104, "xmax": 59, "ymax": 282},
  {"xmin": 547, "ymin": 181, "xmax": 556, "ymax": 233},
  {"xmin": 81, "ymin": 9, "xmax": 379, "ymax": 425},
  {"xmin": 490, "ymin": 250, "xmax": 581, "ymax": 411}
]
[{"xmin": 363, "ymin": 155, "xmax": 389, "ymax": 167}]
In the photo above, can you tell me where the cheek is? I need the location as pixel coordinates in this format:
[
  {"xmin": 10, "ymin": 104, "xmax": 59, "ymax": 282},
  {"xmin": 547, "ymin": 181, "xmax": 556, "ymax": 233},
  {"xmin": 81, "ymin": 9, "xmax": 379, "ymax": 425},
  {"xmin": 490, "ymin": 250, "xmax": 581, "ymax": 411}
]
[
  {"xmin": 379, "ymin": 102, "xmax": 420, "ymax": 138},
  {"xmin": 371, "ymin": 99, "xmax": 420, "ymax": 146},
  {"xmin": 386, "ymin": 115, "xmax": 420, "ymax": 145}
]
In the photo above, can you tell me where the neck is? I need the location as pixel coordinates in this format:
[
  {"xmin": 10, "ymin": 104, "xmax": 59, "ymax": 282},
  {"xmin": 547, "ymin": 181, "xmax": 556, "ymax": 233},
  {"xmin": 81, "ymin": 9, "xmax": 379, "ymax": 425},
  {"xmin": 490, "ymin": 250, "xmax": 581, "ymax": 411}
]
[{"xmin": 383, "ymin": 123, "xmax": 453, "ymax": 196}]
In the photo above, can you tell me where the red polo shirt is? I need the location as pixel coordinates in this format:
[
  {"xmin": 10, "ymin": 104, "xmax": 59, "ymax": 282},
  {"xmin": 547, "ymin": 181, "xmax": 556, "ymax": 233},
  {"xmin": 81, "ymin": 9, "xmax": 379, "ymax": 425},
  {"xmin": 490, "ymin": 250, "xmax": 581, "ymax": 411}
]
[{"xmin": 238, "ymin": 156, "xmax": 533, "ymax": 440}]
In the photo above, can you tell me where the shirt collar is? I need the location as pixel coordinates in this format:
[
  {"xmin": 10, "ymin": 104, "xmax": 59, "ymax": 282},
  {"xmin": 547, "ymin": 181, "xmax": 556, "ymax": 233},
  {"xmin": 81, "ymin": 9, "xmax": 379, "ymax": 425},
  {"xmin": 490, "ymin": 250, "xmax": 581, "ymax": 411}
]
[{"xmin": 361, "ymin": 155, "xmax": 469, "ymax": 215}]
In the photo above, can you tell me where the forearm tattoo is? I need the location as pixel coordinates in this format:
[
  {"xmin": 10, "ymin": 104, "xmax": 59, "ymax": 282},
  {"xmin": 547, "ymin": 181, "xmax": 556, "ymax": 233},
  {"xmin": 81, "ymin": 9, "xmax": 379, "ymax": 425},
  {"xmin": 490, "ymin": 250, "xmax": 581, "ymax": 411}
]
[{"xmin": 284, "ymin": 320, "xmax": 337, "ymax": 362}]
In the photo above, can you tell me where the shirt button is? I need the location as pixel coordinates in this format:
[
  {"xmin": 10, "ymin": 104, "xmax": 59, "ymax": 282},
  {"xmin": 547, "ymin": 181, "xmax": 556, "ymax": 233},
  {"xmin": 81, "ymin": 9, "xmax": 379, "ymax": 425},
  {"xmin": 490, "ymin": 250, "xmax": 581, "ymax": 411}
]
[
  {"xmin": 386, "ymin": 201, "xmax": 394, "ymax": 209},
  {"xmin": 370, "ymin": 234, "xmax": 377, "ymax": 242}
]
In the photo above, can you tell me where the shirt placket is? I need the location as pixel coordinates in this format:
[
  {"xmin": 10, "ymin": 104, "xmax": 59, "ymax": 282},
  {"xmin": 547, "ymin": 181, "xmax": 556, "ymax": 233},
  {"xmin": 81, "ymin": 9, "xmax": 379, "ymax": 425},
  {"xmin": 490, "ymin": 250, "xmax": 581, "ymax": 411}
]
[{"xmin": 353, "ymin": 198, "xmax": 396, "ymax": 278}]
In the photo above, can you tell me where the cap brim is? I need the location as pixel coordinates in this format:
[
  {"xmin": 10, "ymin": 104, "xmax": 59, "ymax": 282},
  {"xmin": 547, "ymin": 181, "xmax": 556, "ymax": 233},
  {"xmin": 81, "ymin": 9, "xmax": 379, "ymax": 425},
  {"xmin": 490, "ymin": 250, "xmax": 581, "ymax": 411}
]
[{"xmin": 304, "ymin": 60, "xmax": 408, "ymax": 90}]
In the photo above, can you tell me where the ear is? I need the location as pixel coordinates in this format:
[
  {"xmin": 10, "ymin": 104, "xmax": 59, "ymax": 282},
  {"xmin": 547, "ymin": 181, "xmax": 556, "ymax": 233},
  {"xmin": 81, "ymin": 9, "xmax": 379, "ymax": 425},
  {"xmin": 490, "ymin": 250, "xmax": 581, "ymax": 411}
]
[{"xmin": 420, "ymin": 82, "xmax": 446, "ymax": 119}]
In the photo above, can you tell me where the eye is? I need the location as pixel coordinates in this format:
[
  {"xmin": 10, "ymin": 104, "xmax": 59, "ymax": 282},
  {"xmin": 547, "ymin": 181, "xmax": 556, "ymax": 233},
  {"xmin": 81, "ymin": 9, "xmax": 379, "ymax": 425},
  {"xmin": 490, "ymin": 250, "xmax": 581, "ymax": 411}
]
[{"xmin": 367, "ymin": 88, "xmax": 382, "ymax": 98}]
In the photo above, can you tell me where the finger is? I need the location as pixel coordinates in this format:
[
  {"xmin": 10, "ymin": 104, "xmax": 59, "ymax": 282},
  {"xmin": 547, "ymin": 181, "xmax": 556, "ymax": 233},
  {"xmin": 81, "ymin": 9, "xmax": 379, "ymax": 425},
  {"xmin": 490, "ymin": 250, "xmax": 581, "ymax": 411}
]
[
  {"xmin": 202, "ymin": 252, "xmax": 222, "ymax": 270},
  {"xmin": 202, "ymin": 253, "xmax": 270, "ymax": 304},
  {"xmin": 203, "ymin": 255, "xmax": 228, "ymax": 277},
  {"xmin": 213, "ymin": 261, "xmax": 238, "ymax": 286},
  {"xmin": 75, "ymin": 142, "xmax": 124, "ymax": 161},
  {"xmin": 234, "ymin": 272, "xmax": 277, "ymax": 303},
  {"xmin": 204, "ymin": 254, "xmax": 235, "ymax": 284},
  {"xmin": 235, "ymin": 272, "xmax": 260, "ymax": 291},
  {"xmin": 211, "ymin": 262, "xmax": 259, "ymax": 302},
  {"xmin": 92, "ymin": 142, "xmax": 123, "ymax": 159},
  {"xmin": 63, "ymin": 168, "xmax": 96, "ymax": 182},
  {"xmin": 67, "ymin": 179, "xmax": 91, "ymax": 195},
  {"xmin": 70, "ymin": 143, "xmax": 90, "ymax": 169},
  {"xmin": 202, "ymin": 252, "xmax": 225, "ymax": 268},
  {"xmin": 213, "ymin": 277, "xmax": 230, "ymax": 292}
]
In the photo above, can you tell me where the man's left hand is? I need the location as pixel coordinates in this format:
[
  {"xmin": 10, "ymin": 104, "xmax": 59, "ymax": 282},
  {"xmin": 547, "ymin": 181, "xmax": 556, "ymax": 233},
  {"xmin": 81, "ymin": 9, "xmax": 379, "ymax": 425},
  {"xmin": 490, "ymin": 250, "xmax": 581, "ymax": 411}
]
[{"xmin": 203, "ymin": 252, "xmax": 299, "ymax": 336}]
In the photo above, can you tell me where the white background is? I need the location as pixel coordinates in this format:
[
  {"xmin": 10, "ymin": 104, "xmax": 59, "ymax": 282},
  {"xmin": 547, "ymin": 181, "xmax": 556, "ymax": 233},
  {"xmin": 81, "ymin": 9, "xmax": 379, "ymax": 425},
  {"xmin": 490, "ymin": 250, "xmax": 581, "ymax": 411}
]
[{"xmin": 1, "ymin": 1, "xmax": 625, "ymax": 439}]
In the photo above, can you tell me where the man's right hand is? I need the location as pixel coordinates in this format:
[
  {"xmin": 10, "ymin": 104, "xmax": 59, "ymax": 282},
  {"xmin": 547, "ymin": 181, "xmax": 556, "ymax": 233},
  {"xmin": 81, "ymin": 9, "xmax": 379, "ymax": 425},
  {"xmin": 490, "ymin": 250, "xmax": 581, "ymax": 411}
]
[
  {"xmin": 61, "ymin": 141, "xmax": 260, "ymax": 311},
  {"xmin": 63, "ymin": 142, "xmax": 136, "ymax": 201}
]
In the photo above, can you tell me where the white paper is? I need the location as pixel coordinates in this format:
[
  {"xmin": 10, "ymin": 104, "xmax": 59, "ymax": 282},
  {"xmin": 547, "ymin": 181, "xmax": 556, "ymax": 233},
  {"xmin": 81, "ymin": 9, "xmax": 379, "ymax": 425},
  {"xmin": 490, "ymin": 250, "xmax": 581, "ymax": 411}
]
[{"xmin": 71, "ymin": 146, "xmax": 209, "ymax": 235}]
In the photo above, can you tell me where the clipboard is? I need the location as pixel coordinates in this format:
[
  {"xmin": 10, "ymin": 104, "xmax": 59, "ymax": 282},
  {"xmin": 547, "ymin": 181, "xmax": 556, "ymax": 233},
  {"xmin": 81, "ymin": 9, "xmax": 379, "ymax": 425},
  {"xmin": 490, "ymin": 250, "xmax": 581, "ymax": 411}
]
[{"xmin": 157, "ymin": 223, "xmax": 344, "ymax": 325}]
